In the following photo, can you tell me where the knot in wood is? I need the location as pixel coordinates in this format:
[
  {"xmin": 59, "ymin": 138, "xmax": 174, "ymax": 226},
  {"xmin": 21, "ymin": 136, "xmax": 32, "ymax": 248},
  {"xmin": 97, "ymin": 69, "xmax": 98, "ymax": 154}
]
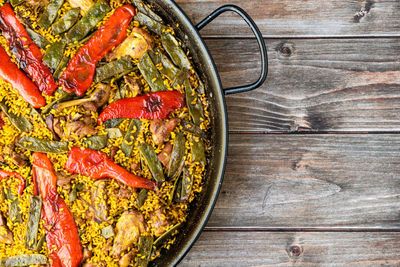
[
  {"xmin": 288, "ymin": 245, "xmax": 302, "ymax": 257},
  {"xmin": 276, "ymin": 42, "xmax": 294, "ymax": 58}
]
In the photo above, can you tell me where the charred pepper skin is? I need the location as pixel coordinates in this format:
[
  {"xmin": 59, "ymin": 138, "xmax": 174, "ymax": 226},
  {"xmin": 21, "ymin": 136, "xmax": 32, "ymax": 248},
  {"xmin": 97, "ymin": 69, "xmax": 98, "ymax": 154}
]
[
  {"xmin": 0, "ymin": 169, "xmax": 25, "ymax": 195},
  {"xmin": 60, "ymin": 5, "xmax": 136, "ymax": 96},
  {"xmin": 0, "ymin": 4, "xmax": 57, "ymax": 96},
  {"xmin": 97, "ymin": 91, "xmax": 186, "ymax": 125},
  {"xmin": 32, "ymin": 152, "xmax": 83, "ymax": 267},
  {"xmin": 65, "ymin": 147, "xmax": 157, "ymax": 190},
  {"xmin": 0, "ymin": 46, "xmax": 45, "ymax": 108}
]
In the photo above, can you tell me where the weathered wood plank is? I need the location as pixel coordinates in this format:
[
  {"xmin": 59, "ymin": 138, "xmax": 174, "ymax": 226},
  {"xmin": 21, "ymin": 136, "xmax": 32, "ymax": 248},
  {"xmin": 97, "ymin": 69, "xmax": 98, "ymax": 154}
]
[
  {"xmin": 176, "ymin": 0, "xmax": 400, "ymax": 38},
  {"xmin": 206, "ymin": 134, "xmax": 400, "ymax": 229},
  {"xmin": 203, "ymin": 38, "xmax": 400, "ymax": 132},
  {"xmin": 180, "ymin": 231, "xmax": 400, "ymax": 266}
]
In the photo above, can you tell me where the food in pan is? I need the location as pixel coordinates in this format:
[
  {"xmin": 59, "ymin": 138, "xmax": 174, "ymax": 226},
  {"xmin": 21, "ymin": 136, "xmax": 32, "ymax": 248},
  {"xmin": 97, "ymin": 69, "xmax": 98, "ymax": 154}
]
[{"xmin": 0, "ymin": 0, "xmax": 210, "ymax": 266}]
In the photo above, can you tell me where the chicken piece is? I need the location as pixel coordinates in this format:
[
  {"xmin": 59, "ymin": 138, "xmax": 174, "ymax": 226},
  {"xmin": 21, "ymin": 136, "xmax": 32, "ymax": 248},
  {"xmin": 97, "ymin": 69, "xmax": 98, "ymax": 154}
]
[
  {"xmin": 56, "ymin": 172, "xmax": 75, "ymax": 188},
  {"xmin": 90, "ymin": 180, "xmax": 108, "ymax": 222},
  {"xmin": 0, "ymin": 212, "xmax": 13, "ymax": 244},
  {"xmin": 110, "ymin": 146, "xmax": 118, "ymax": 161},
  {"xmin": 158, "ymin": 142, "xmax": 173, "ymax": 168},
  {"xmin": 68, "ymin": 0, "xmax": 94, "ymax": 15},
  {"xmin": 0, "ymin": 112, "xmax": 5, "ymax": 129},
  {"xmin": 106, "ymin": 28, "xmax": 154, "ymax": 61},
  {"xmin": 3, "ymin": 139, "xmax": 29, "ymax": 167},
  {"xmin": 53, "ymin": 116, "xmax": 66, "ymax": 139},
  {"xmin": 149, "ymin": 208, "xmax": 170, "ymax": 236},
  {"xmin": 119, "ymin": 251, "xmax": 134, "ymax": 267},
  {"xmin": 81, "ymin": 248, "xmax": 93, "ymax": 263},
  {"xmin": 150, "ymin": 118, "xmax": 181, "ymax": 146},
  {"xmin": 111, "ymin": 210, "xmax": 146, "ymax": 257},
  {"xmin": 124, "ymin": 76, "xmax": 142, "ymax": 97},
  {"xmin": 64, "ymin": 112, "xmax": 98, "ymax": 139},
  {"xmin": 45, "ymin": 114, "xmax": 60, "ymax": 141},
  {"xmin": 80, "ymin": 101, "xmax": 98, "ymax": 112}
]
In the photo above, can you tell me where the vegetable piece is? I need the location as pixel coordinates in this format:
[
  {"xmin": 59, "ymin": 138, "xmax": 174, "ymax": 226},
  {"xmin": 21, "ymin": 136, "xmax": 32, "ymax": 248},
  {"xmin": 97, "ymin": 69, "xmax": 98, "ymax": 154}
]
[
  {"xmin": 65, "ymin": 146, "xmax": 157, "ymax": 190},
  {"xmin": 181, "ymin": 121, "xmax": 206, "ymax": 139},
  {"xmin": 6, "ymin": 189, "xmax": 21, "ymax": 223},
  {"xmin": 149, "ymin": 48, "xmax": 179, "ymax": 81},
  {"xmin": 53, "ymin": 55, "xmax": 70, "ymax": 79},
  {"xmin": 136, "ymin": 188, "xmax": 148, "ymax": 208},
  {"xmin": 185, "ymin": 79, "xmax": 204, "ymax": 125},
  {"xmin": 0, "ymin": 254, "xmax": 47, "ymax": 266},
  {"xmin": 138, "ymin": 52, "xmax": 167, "ymax": 92},
  {"xmin": 32, "ymin": 152, "xmax": 83, "ymax": 267},
  {"xmin": 0, "ymin": 101, "xmax": 33, "ymax": 132},
  {"xmin": 134, "ymin": 12, "xmax": 167, "ymax": 35},
  {"xmin": 25, "ymin": 196, "xmax": 42, "ymax": 250},
  {"xmin": 101, "ymin": 225, "xmax": 114, "ymax": 239},
  {"xmin": 189, "ymin": 135, "xmax": 206, "ymax": 165},
  {"xmin": 161, "ymin": 33, "xmax": 191, "ymax": 70},
  {"xmin": 0, "ymin": 47, "xmax": 45, "ymax": 108},
  {"xmin": 94, "ymin": 56, "xmax": 134, "ymax": 83},
  {"xmin": 61, "ymin": 4, "xmax": 135, "ymax": 96},
  {"xmin": 17, "ymin": 136, "xmax": 68, "ymax": 153},
  {"xmin": 104, "ymin": 128, "xmax": 123, "ymax": 139},
  {"xmin": 67, "ymin": 0, "xmax": 110, "ymax": 42},
  {"xmin": 136, "ymin": 236, "xmax": 153, "ymax": 267},
  {"xmin": 121, "ymin": 119, "xmax": 141, "ymax": 157},
  {"xmin": 26, "ymin": 28, "xmax": 50, "ymax": 49},
  {"xmin": 168, "ymin": 132, "xmax": 186, "ymax": 178},
  {"xmin": 180, "ymin": 167, "xmax": 193, "ymax": 201},
  {"xmin": 154, "ymin": 223, "xmax": 182, "ymax": 247},
  {"xmin": 52, "ymin": 7, "xmax": 80, "ymax": 35},
  {"xmin": 38, "ymin": 0, "xmax": 64, "ymax": 29},
  {"xmin": 138, "ymin": 143, "xmax": 165, "ymax": 182},
  {"xmin": 0, "ymin": 211, "xmax": 13, "ymax": 244},
  {"xmin": 132, "ymin": 0, "xmax": 163, "ymax": 22},
  {"xmin": 68, "ymin": 0, "xmax": 94, "ymax": 15},
  {"xmin": 43, "ymin": 40, "xmax": 67, "ymax": 71},
  {"xmin": 0, "ymin": 170, "xmax": 25, "ymax": 195},
  {"xmin": 41, "ymin": 89, "xmax": 75, "ymax": 114},
  {"xmin": 10, "ymin": 0, "xmax": 25, "ymax": 7},
  {"xmin": 104, "ymin": 118, "xmax": 124, "ymax": 128},
  {"xmin": 0, "ymin": 4, "xmax": 58, "ymax": 95},
  {"xmin": 83, "ymin": 135, "xmax": 108, "ymax": 150},
  {"xmin": 97, "ymin": 91, "xmax": 185, "ymax": 124}
]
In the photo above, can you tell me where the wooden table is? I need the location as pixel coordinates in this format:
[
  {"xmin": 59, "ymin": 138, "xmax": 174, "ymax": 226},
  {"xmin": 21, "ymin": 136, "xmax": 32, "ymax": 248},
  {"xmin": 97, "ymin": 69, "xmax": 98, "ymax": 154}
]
[{"xmin": 176, "ymin": 0, "xmax": 400, "ymax": 265}]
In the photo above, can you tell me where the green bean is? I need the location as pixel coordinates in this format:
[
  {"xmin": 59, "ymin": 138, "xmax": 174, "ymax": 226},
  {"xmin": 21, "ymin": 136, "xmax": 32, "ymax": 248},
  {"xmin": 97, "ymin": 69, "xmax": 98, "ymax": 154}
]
[
  {"xmin": 136, "ymin": 188, "xmax": 148, "ymax": 208},
  {"xmin": 29, "ymin": 106, "xmax": 46, "ymax": 127},
  {"xmin": 138, "ymin": 52, "xmax": 167, "ymax": 92},
  {"xmin": 184, "ymin": 79, "xmax": 204, "ymax": 125},
  {"xmin": 52, "ymin": 7, "xmax": 81, "ymax": 35},
  {"xmin": 132, "ymin": 0, "xmax": 163, "ymax": 22},
  {"xmin": 136, "ymin": 236, "xmax": 153, "ymax": 267},
  {"xmin": 53, "ymin": 55, "xmax": 70, "ymax": 80},
  {"xmin": 154, "ymin": 223, "xmax": 182, "ymax": 247},
  {"xmin": 104, "ymin": 128, "xmax": 123, "ymax": 139},
  {"xmin": 180, "ymin": 167, "xmax": 193, "ymax": 201},
  {"xmin": 69, "ymin": 182, "xmax": 83, "ymax": 202},
  {"xmin": 189, "ymin": 135, "xmax": 206, "ymax": 165},
  {"xmin": 161, "ymin": 33, "xmax": 191, "ymax": 70},
  {"xmin": 194, "ymin": 71, "xmax": 205, "ymax": 94},
  {"xmin": 1, "ymin": 254, "xmax": 47, "ymax": 266},
  {"xmin": 181, "ymin": 121, "xmax": 205, "ymax": 139},
  {"xmin": 122, "ymin": 119, "xmax": 141, "ymax": 157},
  {"xmin": 41, "ymin": 89, "xmax": 74, "ymax": 114},
  {"xmin": 66, "ymin": 0, "xmax": 111, "ymax": 42},
  {"xmin": 94, "ymin": 56, "xmax": 134, "ymax": 83},
  {"xmin": 0, "ymin": 101, "xmax": 32, "ymax": 133},
  {"xmin": 168, "ymin": 132, "xmax": 185, "ymax": 178},
  {"xmin": 101, "ymin": 225, "xmax": 114, "ymax": 239},
  {"xmin": 34, "ymin": 234, "xmax": 46, "ymax": 252},
  {"xmin": 167, "ymin": 170, "xmax": 182, "ymax": 205},
  {"xmin": 104, "ymin": 118, "xmax": 124, "ymax": 128},
  {"xmin": 38, "ymin": 0, "xmax": 65, "ymax": 29},
  {"xmin": 171, "ymin": 69, "xmax": 190, "ymax": 89},
  {"xmin": 149, "ymin": 48, "xmax": 179, "ymax": 81},
  {"xmin": 26, "ymin": 28, "xmax": 51, "ymax": 49},
  {"xmin": 138, "ymin": 143, "xmax": 165, "ymax": 182},
  {"xmin": 83, "ymin": 135, "xmax": 108, "ymax": 150},
  {"xmin": 173, "ymin": 178, "xmax": 182, "ymax": 202},
  {"xmin": 10, "ymin": 0, "xmax": 25, "ymax": 7},
  {"xmin": 6, "ymin": 189, "xmax": 21, "ymax": 223},
  {"xmin": 17, "ymin": 136, "xmax": 68, "ymax": 153},
  {"xmin": 134, "ymin": 12, "xmax": 168, "ymax": 36},
  {"xmin": 25, "ymin": 196, "xmax": 42, "ymax": 250},
  {"xmin": 43, "ymin": 40, "xmax": 67, "ymax": 71}
]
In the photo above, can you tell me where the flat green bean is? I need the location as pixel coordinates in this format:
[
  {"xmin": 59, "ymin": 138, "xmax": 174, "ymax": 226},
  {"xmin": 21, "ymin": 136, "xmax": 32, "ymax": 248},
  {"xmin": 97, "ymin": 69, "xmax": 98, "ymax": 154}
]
[
  {"xmin": 10, "ymin": 0, "xmax": 25, "ymax": 7},
  {"xmin": 104, "ymin": 118, "xmax": 124, "ymax": 128},
  {"xmin": 184, "ymin": 79, "xmax": 204, "ymax": 125},
  {"xmin": 161, "ymin": 33, "xmax": 191, "ymax": 70},
  {"xmin": 26, "ymin": 28, "xmax": 50, "ymax": 49},
  {"xmin": 0, "ymin": 101, "xmax": 32, "ymax": 133},
  {"xmin": 17, "ymin": 136, "xmax": 68, "ymax": 153},
  {"xmin": 138, "ymin": 52, "xmax": 167, "ymax": 92},
  {"xmin": 53, "ymin": 55, "xmax": 70, "ymax": 80},
  {"xmin": 38, "ymin": 0, "xmax": 65, "ymax": 29},
  {"xmin": 149, "ymin": 48, "xmax": 179, "ymax": 82},
  {"xmin": 95, "ymin": 56, "xmax": 134, "ymax": 83},
  {"xmin": 52, "ymin": 7, "xmax": 81, "ymax": 35},
  {"xmin": 136, "ymin": 188, "xmax": 148, "ymax": 208},
  {"xmin": 0, "ymin": 254, "xmax": 47, "ymax": 266},
  {"xmin": 43, "ymin": 40, "xmax": 67, "ymax": 71},
  {"xmin": 153, "ymin": 223, "xmax": 182, "ymax": 247},
  {"xmin": 25, "ymin": 196, "xmax": 42, "ymax": 250},
  {"xmin": 83, "ymin": 135, "xmax": 108, "ymax": 150},
  {"xmin": 180, "ymin": 167, "xmax": 193, "ymax": 201},
  {"xmin": 6, "ymin": 189, "xmax": 21, "ymax": 223},
  {"xmin": 136, "ymin": 236, "xmax": 153, "ymax": 267},
  {"xmin": 181, "ymin": 121, "xmax": 206, "ymax": 139},
  {"xmin": 189, "ymin": 135, "xmax": 206, "ymax": 165},
  {"xmin": 121, "ymin": 119, "xmax": 141, "ymax": 157},
  {"xmin": 168, "ymin": 132, "xmax": 185, "ymax": 178},
  {"xmin": 138, "ymin": 143, "xmax": 165, "ymax": 182},
  {"xmin": 132, "ymin": 0, "xmax": 163, "ymax": 22},
  {"xmin": 134, "ymin": 12, "xmax": 167, "ymax": 36}
]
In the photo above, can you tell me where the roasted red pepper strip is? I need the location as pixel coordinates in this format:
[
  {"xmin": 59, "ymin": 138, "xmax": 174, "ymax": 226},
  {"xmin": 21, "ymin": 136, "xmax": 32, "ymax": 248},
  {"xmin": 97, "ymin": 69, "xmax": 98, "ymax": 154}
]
[
  {"xmin": 97, "ymin": 91, "xmax": 185, "ymax": 125},
  {"xmin": 0, "ymin": 4, "xmax": 57, "ymax": 96},
  {"xmin": 60, "ymin": 5, "xmax": 135, "ymax": 96},
  {"xmin": 0, "ymin": 169, "xmax": 25, "ymax": 195},
  {"xmin": 32, "ymin": 152, "xmax": 83, "ymax": 267},
  {"xmin": 0, "ymin": 46, "xmax": 45, "ymax": 108},
  {"xmin": 65, "ymin": 147, "xmax": 156, "ymax": 190}
]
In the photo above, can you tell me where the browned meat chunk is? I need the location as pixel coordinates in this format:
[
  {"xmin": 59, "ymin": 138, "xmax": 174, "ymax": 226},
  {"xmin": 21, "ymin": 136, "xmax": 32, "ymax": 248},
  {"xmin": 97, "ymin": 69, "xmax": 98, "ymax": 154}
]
[
  {"xmin": 150, "ymin": 118, "xmax": 181, "ymax": 146},
  {"xmin": 158, "ymin": 142, "xmax": 173, "ymax": 168},
  {"xmin": 0, "ymin": 212, "xmax": 13, "ymax": 244},
  {"xmin": 119, "ymin": 251, "xmax": 134, "ymax": 267},
  {"xmin": 149, "ymin": 208, "xmax": 170, "ymax": 236},
  {"xmin": 124, "ymin": 76, "xmax": 142, "ymax": 97}
]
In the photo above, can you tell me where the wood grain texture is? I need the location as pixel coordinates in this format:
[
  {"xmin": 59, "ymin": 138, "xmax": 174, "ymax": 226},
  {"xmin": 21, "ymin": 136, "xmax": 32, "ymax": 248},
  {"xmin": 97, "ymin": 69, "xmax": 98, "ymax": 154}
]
[
  {"xmin": 180, "ymin": 231, "xmax": 400, "ymax": 266},
  {"xmin": 203, "ymin": 38, "xmax": 400, "ymax": 132},
  {"xmin": 205, "ymin": 134, "xmax": 400, "ymax": 229},
  {"xmin": 176, "ymin": 0, "xmax": 400, "ymax": 38}
]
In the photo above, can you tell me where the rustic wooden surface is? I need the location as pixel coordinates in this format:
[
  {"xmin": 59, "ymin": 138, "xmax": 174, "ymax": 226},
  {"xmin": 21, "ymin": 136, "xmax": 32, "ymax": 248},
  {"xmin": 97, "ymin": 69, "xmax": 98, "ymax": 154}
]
[{"xmin": 177, "ymin": 0, "xmax": 400, "ymax": 266}]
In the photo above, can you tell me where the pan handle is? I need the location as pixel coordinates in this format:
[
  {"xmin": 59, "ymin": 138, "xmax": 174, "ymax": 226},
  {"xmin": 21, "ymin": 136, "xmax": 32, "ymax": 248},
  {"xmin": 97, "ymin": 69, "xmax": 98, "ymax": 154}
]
[{"xmin": 196, "ymin": 5, "xmax": 268, "ymax": 95}]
